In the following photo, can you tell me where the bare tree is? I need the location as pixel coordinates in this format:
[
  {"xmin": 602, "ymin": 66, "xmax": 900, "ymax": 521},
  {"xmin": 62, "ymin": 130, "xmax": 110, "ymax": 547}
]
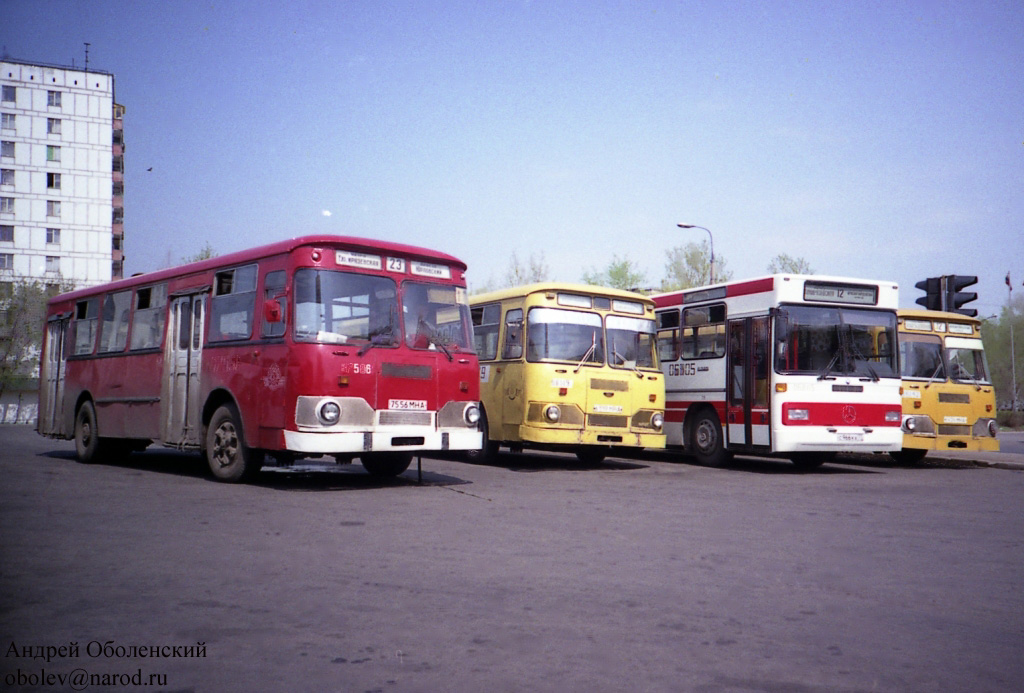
[
  {"xmin": 581, "ymin": 255, "xmax": 648, "ymax": 291},
  {"xmin": 662, "ymin": 241, "xmax": 732, "ymax": 291},
  {"xmin": 767, "ymin": 253, "xmax": 814, "ymax": 274}
]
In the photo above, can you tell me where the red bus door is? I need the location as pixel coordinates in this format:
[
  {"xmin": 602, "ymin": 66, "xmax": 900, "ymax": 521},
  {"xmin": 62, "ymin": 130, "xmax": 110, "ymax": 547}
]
[
  {"xmin": 727, "ymin": 317, "xmax": 771, "ymax": 449},
  {"xmin": 164, "ymin": 294, "xmax": 205, "ymax": 446},
  {"xmin": 40, "ymin": 316, "xmax": 70, "ymax": 436}
]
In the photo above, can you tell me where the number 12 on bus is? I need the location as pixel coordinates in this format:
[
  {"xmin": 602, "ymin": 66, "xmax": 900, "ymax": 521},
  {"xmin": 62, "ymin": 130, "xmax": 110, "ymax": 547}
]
[
  {"xmin": 653, "ymin": 275, "xmax": 903, "ymax": 469},
  {"xmin": 38, "ymin": 235, "xmax": 482, "ymax": 482}
]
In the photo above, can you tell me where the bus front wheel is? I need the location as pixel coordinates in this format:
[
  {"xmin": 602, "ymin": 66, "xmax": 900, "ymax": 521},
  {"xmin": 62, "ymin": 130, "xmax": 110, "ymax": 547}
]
[
  {"xmin": 361, "ymin": 452, "xmax": 413, "ymax": 477},
  {"xmin": 206, "ymin": 404, "xmax": 262, "ymax": 482},
  {"xmin": 889, "ymin": 448, "xmax": 928, "ymax": 465},
  {"xmin": 690, "ymin": 409, "xmax": 730, "ymax": 467},
  {"xmin": 464, "ymin": 410, "xmax": 499, "ymax": 464}
]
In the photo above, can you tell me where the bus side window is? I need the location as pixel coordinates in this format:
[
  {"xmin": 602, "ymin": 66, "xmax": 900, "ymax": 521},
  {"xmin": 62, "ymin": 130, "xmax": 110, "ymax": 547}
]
[
  {"xmin": 73, "ymin": 298, "xmax": 99, "ymax": 355},
  {"xmin": 682, "ymin": 304, "xmax": 726, "ymax": 358},
  {"xmin": 472, "ymin": 303, "xmax": 501, "ymax": 361},
  {"xmin": 210, "ymin": 264, "xmax": 258, "ymax": 341},
  {"xmin": 130, "ymin": 284, "xmax": 167, "ymax": 350},
  {"xmin": 656, "ymin": 309, "xmax": 680, "ymax": 362},
  {"xmin": 502, "ymin": 308, "xmax": 523, "ymax": 360},
  {"xmin": 261, "ymin": 270, "xmax": 287, "ymax": 339},
  {"xmin": 98, "ymin": 290, "xmax": 131, "ymax": 353}
]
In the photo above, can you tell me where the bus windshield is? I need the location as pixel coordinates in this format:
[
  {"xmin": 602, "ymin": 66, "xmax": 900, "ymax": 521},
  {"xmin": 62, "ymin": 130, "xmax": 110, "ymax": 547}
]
[
  {"xmin": 402, "ymin": 282, "xmax": 474, "ymax": 353},
  {"xmin": 527, "ymin": 308, "xmax": 604, "ymax": 364},
  {"xmin": 294, "ymin": 269, "xmax": 399, "ymax": 346},
  {"xmin": 606, "ymin": 315, "xmax": 658, "ymax": 370},
  {"xmin": 775, "ymin": 305, "xmax": 898, "ymax": 379},
  {"xmin": 947, "ymin": 341, "xmax": 991, "ymax": 384},
  {"xmin": 899, "ymin": 334, "xmax": 945, "ymax": 380}
]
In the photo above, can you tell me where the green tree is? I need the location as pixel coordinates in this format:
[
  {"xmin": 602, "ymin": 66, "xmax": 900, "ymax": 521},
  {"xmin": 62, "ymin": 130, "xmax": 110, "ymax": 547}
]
[
  {"xmin": 0, "ymin": 279, "xmax": 74, "ymax": 400},
  {"xmin": 472, "ymin": 250, "xmax": 550, "ymax": 295},
  {"xmin": 182, "ymin": 241, "xmax": 217, "ymax": 265},
  {"xmin": 981, "ymin": 293, "xmax": 1024, "ymax": 420},
  {"xmin": 767, "ymin": 253, "xmax": 814, "ymax": 274},
  {"xmin": 661, "ymin": 241, "xmax": 733, "ymax": 291},
  {"xmin": 581, "ymin": 255, "xmax": 647, "ymax": 291}
]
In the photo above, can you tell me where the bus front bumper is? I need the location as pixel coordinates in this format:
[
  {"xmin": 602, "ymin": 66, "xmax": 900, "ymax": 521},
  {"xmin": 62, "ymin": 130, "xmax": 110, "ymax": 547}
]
[
  {"xmin": 518, "ymin": 424, "xmax": 666, "ymax": 450},
  {"xmin": 283, "ymin": 427, "xmax": 483, "ymax": 454},
  {"xmin": 902, "ymin": 433, "xmax": 1000, "ymax": 453}
]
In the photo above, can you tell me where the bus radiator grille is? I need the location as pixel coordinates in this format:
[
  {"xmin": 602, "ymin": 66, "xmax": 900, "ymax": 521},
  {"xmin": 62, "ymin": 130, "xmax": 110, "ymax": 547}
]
[
  {"xmin": 588, "ymin": 414, "xmax": 628, "ymax": 428},
  {"xmin": 379, "ymin": 411, "xmax": 433, "ymax": 426}
]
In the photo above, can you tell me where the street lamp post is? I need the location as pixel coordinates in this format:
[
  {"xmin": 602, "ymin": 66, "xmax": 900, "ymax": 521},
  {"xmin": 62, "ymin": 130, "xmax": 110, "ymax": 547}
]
[{"xmin": 677, "ymin": 224, "xmax": 714, "ymax": 284}]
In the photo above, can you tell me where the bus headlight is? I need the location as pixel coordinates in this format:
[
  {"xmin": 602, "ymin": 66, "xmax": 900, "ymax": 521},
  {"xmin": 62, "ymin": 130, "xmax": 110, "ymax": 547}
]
[
  {"xmin": 464, "ymin": 403, "xmax": 481, "ymax": 426},
  {"xmin": 651, "ymin": 412, "xmax": 664, "ymax": 430},
  {"xmin": 318, "ymin": 401, "xmax": 342, "ymax": 426},
  {"xmin": 787, "ymin": 408, "xmax": 809, "ymax": 422},
  {"xmin": 989, "ymin": 419, "xmax": 998, "ymax": 437},
  {"xmin": 903, "ymin": 416, "xmax": 934, "ymax": 435},
  {"xmin": 545, "ymin": 405, "xmax": 561, "ymax": 423},
  {"xmin": 973, "ymin": 418, "xmax": 998, "ymax": 438}
]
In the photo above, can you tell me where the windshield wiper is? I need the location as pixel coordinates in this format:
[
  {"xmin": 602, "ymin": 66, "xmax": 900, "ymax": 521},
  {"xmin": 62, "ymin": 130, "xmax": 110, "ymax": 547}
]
[
  {"xmin": 358, "ymin": 324, "xmax": 395, "ymax": 356},
  {"xmin": 613, "ymin": 347, "xmax": 644, "ymax": 377},
  {"xmin": 922, "ymin": 361, "xmax": 945, "ymax": 389},
  {"xmin": 574, "ymin": 333, "xmax": 597, "ymax": 374}
]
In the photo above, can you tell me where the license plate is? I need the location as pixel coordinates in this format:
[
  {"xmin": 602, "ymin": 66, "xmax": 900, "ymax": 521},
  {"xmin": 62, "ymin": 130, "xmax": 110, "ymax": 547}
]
[
  {"xmin": 837, "ymin": 432, "xmax": 864, "ymax": 443},
  {"xmin": 389, "ymin": 399, "xmax": 427, "ymax": 411}
]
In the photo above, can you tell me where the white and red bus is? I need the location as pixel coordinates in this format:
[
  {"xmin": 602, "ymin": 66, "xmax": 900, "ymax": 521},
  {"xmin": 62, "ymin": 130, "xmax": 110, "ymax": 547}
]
[
  {"xmin": 653, "ymin": 274, "xmax": 902, "ymax": 469},
  {"xmin": 38, "ymin": 235, "xmax": 482, "ymax": 481}
]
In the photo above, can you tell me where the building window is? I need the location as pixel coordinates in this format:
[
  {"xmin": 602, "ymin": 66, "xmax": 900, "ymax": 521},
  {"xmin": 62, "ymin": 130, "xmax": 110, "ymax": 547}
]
[
  {"xmin": 46, "ymin": 145, "xmax": 60, "ymax": 162},
  {"xmin": 47, "ymin": 172, "xmax": 61, "ymax": 190},
  {"xmin": 0, "ymin": 253, "xmax": 13, "ymax": 270},
  {"xmin": 1, "ymin": 86, "xmax": 14, "ymax": 103},
  {"xmin": 112, "ymin": 156, "xmax": 123, "ymax": 172},
  {"xmin": 112, "ymin": 181, "xmax": 123, "ymax": 196},
  {"xmin": 0, "ymin": 113, "xmax": 13, "ymax": 131},
  {"xmin": 112, "ymin": 235, "xmax": 121, "ymax": 251},
  {"xmin": 47, "ymin": 90, "xmax": 62, "ymax": 108},
  {"xmin": 112, "ymin": 129, "xmax": 123, "ymax": 145},
  {"xmin": 0, "ymin": 197, "xmax": 13, "ymax": 214},
  {"xmin": 47, "ymin": 118, "xmax": 61, "ymax": 135},
  {"xmin": 1, "ymin": 141, "xmax": 12, "ymax": 159},
  {"xmin": 0, "ymin": 169, "xmax": 12, "ymax": 186},
  {"xmin": 46, "ymin": 228, "xmax": 60, "ymax": 244},
  {"xmin": 45, "ymin": 256, "xmax": 59, "ymax": 274},
  {"xmin": 46, "ymin": 200, "xmax": 60, "ymax": 217},
  {"xmin": 0, "ymin": 225, "xmax": 12, "ymax": 242}
]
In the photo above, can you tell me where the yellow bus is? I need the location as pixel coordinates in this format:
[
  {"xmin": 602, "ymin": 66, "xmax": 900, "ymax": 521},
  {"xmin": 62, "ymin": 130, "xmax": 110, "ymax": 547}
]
[
  {"xmin": 469, "ymin": 283, "xmax": 665, "ymax": 463},
  {"xmin": 895, "ymin": 309, "xmax": 999, "ymax": 463}
]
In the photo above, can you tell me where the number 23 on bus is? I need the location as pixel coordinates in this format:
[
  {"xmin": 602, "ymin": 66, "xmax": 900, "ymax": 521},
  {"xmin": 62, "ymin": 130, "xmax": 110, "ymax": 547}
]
[{"xmin": 38, "ymin": 235, "xmax": 482, "ymax": 482}]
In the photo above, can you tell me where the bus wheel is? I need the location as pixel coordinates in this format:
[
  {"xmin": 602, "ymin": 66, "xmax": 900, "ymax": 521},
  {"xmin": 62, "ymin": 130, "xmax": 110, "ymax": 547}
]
[
  {"xmin": 74, "ymin": 400, "xmax": 104, "ymax": 464},
  {"xmin": 690, "ymin": 409, "xmax": 730, "ymax": 467},
  {"xmin": 206, "ymin": 404, "xmax": 261, "ymax": 482},
  {"xmin": 361, "ymin": 452, "xmax": 413, "ymax": 477},
  {"xmin": 576, "ymin": 448, "xmax": 607, "ymax": 465},
  {"xmin": 889, "ymin": 448, "xmax": 928, "ymax": 465},
  {"xmin": 790, "ymin": 453, "xmax": 828, "ymax": 470},
  {"xmin": 464, "ymin": 411, "xmax": 499, "ymax": 464}
]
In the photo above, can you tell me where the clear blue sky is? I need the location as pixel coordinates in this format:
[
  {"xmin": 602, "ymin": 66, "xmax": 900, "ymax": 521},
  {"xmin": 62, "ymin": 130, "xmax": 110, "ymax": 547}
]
[{"xmin": 3, "ymin": 0, "xmax": 1021, "ymax": 314}]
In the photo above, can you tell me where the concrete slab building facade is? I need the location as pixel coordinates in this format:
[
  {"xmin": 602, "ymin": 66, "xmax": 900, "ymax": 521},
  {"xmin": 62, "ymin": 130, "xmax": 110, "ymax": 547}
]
[{"xmin": 1, "ymin": 58, "xmax": 124, "ymax": 291}]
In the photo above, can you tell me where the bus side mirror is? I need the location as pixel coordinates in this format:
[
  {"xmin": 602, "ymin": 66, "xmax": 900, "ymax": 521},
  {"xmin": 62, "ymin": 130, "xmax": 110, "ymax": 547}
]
[{"xmin": 263, "ymin": 299, "xmax": 282, "ymax": 324}]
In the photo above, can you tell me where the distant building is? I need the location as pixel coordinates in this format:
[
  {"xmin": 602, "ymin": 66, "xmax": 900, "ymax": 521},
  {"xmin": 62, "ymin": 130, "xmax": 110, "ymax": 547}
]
[{"xmin": 1, "ymin": 58, "xmax": 124, "ymax": 291}]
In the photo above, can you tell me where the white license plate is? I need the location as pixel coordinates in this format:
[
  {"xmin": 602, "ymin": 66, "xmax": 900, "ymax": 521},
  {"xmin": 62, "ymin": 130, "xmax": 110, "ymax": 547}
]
[
  {"xmin": 389, "ymin": 399, "xmax": 427, "ymax": 411},
  {"xmin": 837, "ymin": 432, "xmax": 864, "ymax": 443}
]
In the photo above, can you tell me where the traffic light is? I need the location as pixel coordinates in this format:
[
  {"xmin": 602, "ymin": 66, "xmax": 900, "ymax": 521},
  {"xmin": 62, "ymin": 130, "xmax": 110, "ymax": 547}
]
[
  {"xmin": 915, "ymin": 277, "xmax": 941, "ymax": 310},
  {"xmin": 946, "ymin": 275, "xmax": 978, "ymax": 317}
]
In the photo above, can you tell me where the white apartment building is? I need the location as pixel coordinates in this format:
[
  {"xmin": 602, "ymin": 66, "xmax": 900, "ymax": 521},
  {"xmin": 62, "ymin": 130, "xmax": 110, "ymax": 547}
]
[{"xmin": 1, "ymin": 58, "xmax": 124, "ymax": 291}]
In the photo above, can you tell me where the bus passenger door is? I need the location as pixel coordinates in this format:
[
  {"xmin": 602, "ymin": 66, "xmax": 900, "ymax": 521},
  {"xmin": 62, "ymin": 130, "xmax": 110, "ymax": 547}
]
[
  {"xmin": 726, "ymin": 317, "xmax": 771, "ymax": 449},
  {"xmin": 40, "ymin": 317, "xmax": 69, "ymax": 436},
  {"xmin": 164, "ymin": 294, "xmax": 205, "ymax": 446}
]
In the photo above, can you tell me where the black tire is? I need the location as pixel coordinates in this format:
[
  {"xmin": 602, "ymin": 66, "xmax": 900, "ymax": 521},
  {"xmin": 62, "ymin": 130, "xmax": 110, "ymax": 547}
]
[
  {"xmin": 361, "ymin": 452, "xmax": 414, "ymax": 477},
  {"xmin": 205, "ymin": 403, "xmax": 262, "ymax": 482},
  {"xmin": 690, "ymin": 408, "xmax": 730, "ymax": 467},
  {"xmin": 889, "ymin": 448, "xmax": 928, "ymax": 465},
  {"xmin": 789, "ymin": 452, "xmax": 829, "ymax": 470},
  {"xmin": 575, "ymin": 448, "xmax": 607, "ymax": 465},
  {"xmin": 464, "ymin": 409, "xmax": 499, "ymax": 464},
  {"xmin": 74, "ymin": 400, "xmax": 103, "ymax": 464}
]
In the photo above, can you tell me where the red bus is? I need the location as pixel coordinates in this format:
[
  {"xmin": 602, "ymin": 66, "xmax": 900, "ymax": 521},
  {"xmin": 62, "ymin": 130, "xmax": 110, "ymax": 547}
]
[{"xmin": 38, "ymin": 235, "xmax": 482, "ymax": 481}]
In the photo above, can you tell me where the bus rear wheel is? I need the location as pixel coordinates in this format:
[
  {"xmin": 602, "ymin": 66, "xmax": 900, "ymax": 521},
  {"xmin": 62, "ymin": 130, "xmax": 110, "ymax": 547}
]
[
  {"xmin": 74, "ymin": 400, "xmax": 105, "ymax": 464},
  {"xmin": 690, "ymin": 409, "xmax": 730, "ymax": 467},
  {"xmin": 889, "ymin": 448, "xmax": 928, "ymax": 465},
  {"xmin": 361, "ymin": 452, "xmax": 413, "ymax": 478},
  {"xmin": 206, "ymin": 404, "xmax": 262, "ymax": 482}
]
